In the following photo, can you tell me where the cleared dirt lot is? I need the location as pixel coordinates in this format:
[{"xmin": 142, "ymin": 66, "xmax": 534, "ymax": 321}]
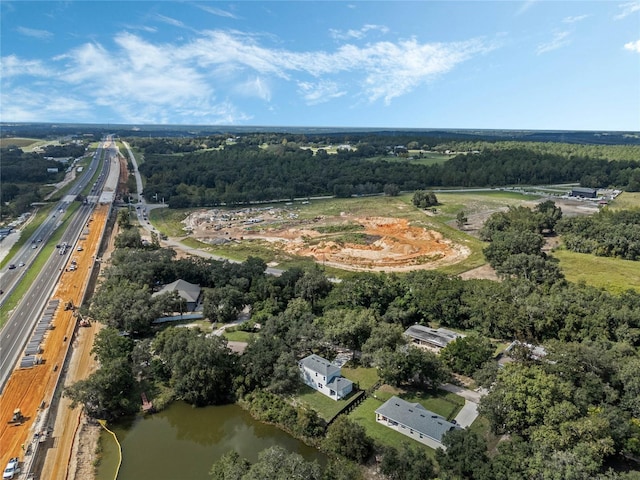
[{"xmin": 184, "ymin": 208, "xmax": 470, "ymax": 272}]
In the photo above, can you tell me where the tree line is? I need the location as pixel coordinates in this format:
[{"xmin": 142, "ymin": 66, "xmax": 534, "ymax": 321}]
[
  {"xmin": 558, "ymin": 209, "xmax": 640, "ymax": 260},
  {"xmin": 64, "ymin": 202, "xmax": 640, "ymax": 478},
  {"xmin": 131, "ymin": 139, "xmax": 640, "ymax": 207}
]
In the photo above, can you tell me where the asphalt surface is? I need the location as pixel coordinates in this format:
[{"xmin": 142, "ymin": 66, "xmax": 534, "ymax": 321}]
[{"xmin": 0, "ymin": 139, "xmax": 116, "ymax": 393}]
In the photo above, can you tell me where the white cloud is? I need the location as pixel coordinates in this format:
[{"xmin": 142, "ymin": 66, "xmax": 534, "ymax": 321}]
[
  {"xmin": 537, "ymin": 31, "xmax": 571, "ymax": 54},
  {"xmin": 16, "ymin": 26, "xmax": 53, "ymax": 39},
  {"xmin": 235, "ymin": 76, "xmax": 272, "ymax": 101},
  {"xmin": 2, "ymin": 28, "xmax": 495, "ymax": 123},
  {"xmin": 0, "ymin": 87, "xmax": 92, "ymax": 122},
  {"xmin": 615, "ymin": 1, "xmax": 640, "ymax": 19},
  {"xmin": 197, "ymin": 5, "xmax": 239, "ymax": 19},
  {"xmin": 562, "ymin": 14, "xmax": 590, "ymax": 23},
  {"xmin": 329, "ymin": 24, "xmax": 389, "ymax": 41},
  {"xmin": 297, "ymin": 81, "xmax": 346, "ymax": 105},
  {"xmin": 624, "ymin": 39, "xmax": 640, "ymax": 52},
  {"xmin": 154, "ymin": 14, "xmax": 187, "ymax": 29},
  {"xmin": 0, "ymin": 55, "xmax": 50, "ymax": 77}
]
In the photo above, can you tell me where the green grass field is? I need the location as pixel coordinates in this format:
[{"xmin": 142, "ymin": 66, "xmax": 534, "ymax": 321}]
[
  {"xmin": 295, "ymin": 385, "xmax": 359, "ymax": 421},
  {"xmin": 340, "ymin": 367, "xmax": 380, "ymax": 390},
  {"xmin": 552, "ymin": 249, "xmax": 640, "ymax": 293},
  {"xmin": 223, "ymin": 330, "xmax": 255, "ymax": 342},
  {"xmin": 0, "ymin": 137, "xmax": 42, "ymax": 148},
  {"xmin": 149, "ymin": 194, "xmax": 492, "ymax": 275},
  {"xmin": 348, "ymin": 386, "xmax": 463, "ymax": 454},
  {"xmin": 609, "ymin": 192, "xmax": 640, "ymax": 210}
]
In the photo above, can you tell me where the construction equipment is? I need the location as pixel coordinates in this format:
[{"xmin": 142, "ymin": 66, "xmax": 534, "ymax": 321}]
[
  {"xmin": 64, "ymin": 300, "xmax": 75, "ymax": 311},
  {"xmin": 8, "ymin": 408, "xmax": 24, "ymax": 425}
]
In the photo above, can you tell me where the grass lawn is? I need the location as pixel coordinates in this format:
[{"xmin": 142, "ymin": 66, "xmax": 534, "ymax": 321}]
[
  {"xmin": 295, "ymin": 385, "xmax": 359, "ymax": 421},
  {"xmin": 348, "ymin": 384, "xmax": 465, "ymax": 452},
  {"xmin": 340, "ymin": 366, "xmax": 380, "ymax": 390},
  {"xmin": 609, "ymin": 191, "xmax": 640, "ymax": 210},
  {"xmin": 372, "ymin": 385, "xmax": 464, "ymax": 420},
  {"xmin": 223, "ymin": 330, "xmax": 255, "ymax": 342},
  {"xmin": 468, "ymin": 415, "xmax": 501, "ymax": 453},
  {"xmin": 349, "ymin": 397, "xmax": 436, "ymax": 456},
  {"xmin": 552, "ymin": 249, "xmax": 640, "ymax": 293}
]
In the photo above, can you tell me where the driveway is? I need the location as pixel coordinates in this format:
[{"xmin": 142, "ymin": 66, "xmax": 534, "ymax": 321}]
[{"xmin": 439, "ymin": 383, "xmax": 487, "ymax": 428}]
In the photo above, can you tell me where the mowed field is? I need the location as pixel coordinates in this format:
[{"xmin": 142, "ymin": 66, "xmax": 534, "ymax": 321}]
[
  {"xmin": 0, "ymin": 137, "xmax": 62, "ymax": 151},
  {"xmin": 152, "ymin": 194, "xmax": 491, "ymax": 275},
  {"xmin": 149, "ymin": 189, "xmax": 638, "ymax": 292},
  {"xmin": 548, "ymin": 191, "xmax": 640, "ymax": 293}
]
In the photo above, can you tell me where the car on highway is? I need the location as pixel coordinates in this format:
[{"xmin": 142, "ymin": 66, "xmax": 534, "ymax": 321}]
[
  {"xmin": 8, "ymin": 264, "xmax": 16, "ymax": 269},
  {"xmin": 18, "ymin": 262, "xmax": 25, "ymax": 267},
  {"xmin": 3, "ymin": 457, "xmax": 20, "ymax": 479},
  {"xmin": 31, "ymin": 245, "xmax": 37, "ymax": 249}
]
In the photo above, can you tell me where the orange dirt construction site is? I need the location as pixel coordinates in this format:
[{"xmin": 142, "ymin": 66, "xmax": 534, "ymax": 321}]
[{"xmin": 0, "ymin": 203, "xmax": 109, "ymax": 480}]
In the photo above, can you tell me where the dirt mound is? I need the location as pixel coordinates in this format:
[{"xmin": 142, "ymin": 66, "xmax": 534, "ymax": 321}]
[
  {"xmin": 186, "ymin": 208, "xmax": 470, "ymax": 272},
  {"xmin": 283, "ymin": 217, "xmax": 469, "ymax": 272}
]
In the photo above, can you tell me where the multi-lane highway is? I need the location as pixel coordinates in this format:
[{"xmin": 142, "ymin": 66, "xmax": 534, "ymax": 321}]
[{"xmin": 0, "ymin": 138, "xmax": 116, "ymax": 392}]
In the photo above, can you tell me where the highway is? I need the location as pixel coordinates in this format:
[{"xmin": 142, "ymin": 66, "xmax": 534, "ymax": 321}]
[{"xmin": 0, "ymin": 138, "xmax": 116, "ymax": 393}]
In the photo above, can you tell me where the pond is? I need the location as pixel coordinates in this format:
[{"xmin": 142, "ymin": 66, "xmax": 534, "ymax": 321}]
[{"xmin": 96, "ymin": 401, "xmax": 327, "ymax": 480}]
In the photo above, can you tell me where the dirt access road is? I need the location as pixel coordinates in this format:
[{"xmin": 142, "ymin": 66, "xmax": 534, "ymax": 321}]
[
  {"xmin": 184, "ymin": 208, "xmax": 471, "ymax": 272},
  {"xmin": 0, "ymin": 203, "xmax": 109, "ymax": 480}
]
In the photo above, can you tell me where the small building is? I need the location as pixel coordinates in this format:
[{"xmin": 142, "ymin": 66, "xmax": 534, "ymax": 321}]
[
  {"xmin": 375, "ymin": 396, "xmax": 460, "ymax": 449},
  {"xmin": 403, "ymin": 325, "xmax": 463, "ymax": 352},
  {"xmin": 153, "ymin": 279, "xmax": 201, "ymax": 311},
  {"xmin": 570, "ymin": 187, "xmax": 597, "ymax": 198},
  {"xmin": 298, "ymin": 354, "xmax": 353, "ymax": 400},
  {"xmin": 498, "ymin": 340, "xmax": 548, "ymax": 366}
]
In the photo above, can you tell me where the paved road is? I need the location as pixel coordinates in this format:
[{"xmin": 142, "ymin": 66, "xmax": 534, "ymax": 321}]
[{"xmin": 0, "ymin": 139, "xmax": 115, "ymax": 393}]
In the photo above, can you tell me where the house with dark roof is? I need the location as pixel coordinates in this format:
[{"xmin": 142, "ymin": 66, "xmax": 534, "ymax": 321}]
[
  {"xmin": 298, "ymin": 354, "xmax": 353, "ymax": 400},
  {"xmin": 403, "ymin": 325, "xmax": 463, "ymax": 353},
  {"xmin": 152, "ymin": 279, "xmax": 201, "ymax": 311},
  {"xmin": 570, "ymin": 187, "xmax": 597, "ymax": 198},
  {"xmin": 375, "ymin": 396, "xmax": 460, "ymax": 449}
]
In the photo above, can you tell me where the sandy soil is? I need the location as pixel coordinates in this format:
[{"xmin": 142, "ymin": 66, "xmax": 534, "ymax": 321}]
[
  {"xmin": 184, "ymin": 209, "xmax": 470, "ymax": 272},
  {"xmin": 0, "ymin": 204, "xmax": 109, "ymax": 480}
]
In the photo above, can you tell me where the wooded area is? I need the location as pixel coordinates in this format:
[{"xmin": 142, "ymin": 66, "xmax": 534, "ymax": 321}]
[
  {"xmin": 65, "ymin": 198, "xmax": 640, "ymax": 478},
  {"xmin": 127, "ymin": 135, "xmax": 640, "ymax": 207}
]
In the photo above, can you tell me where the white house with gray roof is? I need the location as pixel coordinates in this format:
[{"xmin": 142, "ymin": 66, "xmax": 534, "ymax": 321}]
[
  {"xmin": 298, "ymin": 354, "xmax": 353, "ymax": 400},
  {"xmin": 375, "ymin": 396, "xmax": 460, "ymax": 449}
]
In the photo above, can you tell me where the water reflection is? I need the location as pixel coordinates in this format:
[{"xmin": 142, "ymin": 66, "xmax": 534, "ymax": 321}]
[{"xmin": 97, "ymin": 401, "xmax": 326, "ymax": 480}]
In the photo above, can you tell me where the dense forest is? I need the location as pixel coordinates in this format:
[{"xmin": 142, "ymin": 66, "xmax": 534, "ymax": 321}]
[
  {"xmin": 66, "ymin": 205, "xmax": 640, "ymax": 479},
  {"xmin": 130, "ymin": 135, "xmax": 640, "ymax": 207}
]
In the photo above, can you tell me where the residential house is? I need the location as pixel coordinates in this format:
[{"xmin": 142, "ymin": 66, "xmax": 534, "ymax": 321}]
[
  {"xmin": 403, "ymin": 325, "xmax": 463, "ymax": 353},
  {"xmin": 153, "ymin": 279, "xmax": 201, "ymax": 312},
  {"xmin": 298, "ymin": 354, "xmax": 353, "ymax": 400},
  {"xmin": 498, "ymin": 340, "xmax": 548, "ymax": 366},
  {"xmin": 375, "ymin": 396, "xmax": 460, "ymax": 449}
]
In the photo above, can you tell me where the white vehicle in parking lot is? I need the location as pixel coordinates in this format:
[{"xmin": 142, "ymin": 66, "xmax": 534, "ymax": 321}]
[{"xmin": 3, "ymin": 457, "xmax": 20, "ymax": 479}]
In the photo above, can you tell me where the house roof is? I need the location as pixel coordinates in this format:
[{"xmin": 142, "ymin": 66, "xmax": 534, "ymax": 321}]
[
  {"xmin": 375, "ymin": 396, "xmax": 459, "ymax": 442},
  {"xmin": 571, "ymin": 187, "xmax": 597, "ymax": 194},
  {"xmin": 153, "ymin": 279, "xmax": 201, "ymax": 303},
  {"xmin": 299, "ymin": 354, "xmax": 340, "ymax": 379},
  {"xmin": 326, "ymin": 375, "xmax": 353, "ymax": 392},
  {"xmin": 403, "ymin": 325, "xmax": 462, "ymax": 349}
]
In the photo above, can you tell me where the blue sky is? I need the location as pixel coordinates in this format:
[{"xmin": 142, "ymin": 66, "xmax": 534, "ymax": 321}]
[{"xmin": 1, "ymin": 1, "xmax": 639, "ymax": 130}]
